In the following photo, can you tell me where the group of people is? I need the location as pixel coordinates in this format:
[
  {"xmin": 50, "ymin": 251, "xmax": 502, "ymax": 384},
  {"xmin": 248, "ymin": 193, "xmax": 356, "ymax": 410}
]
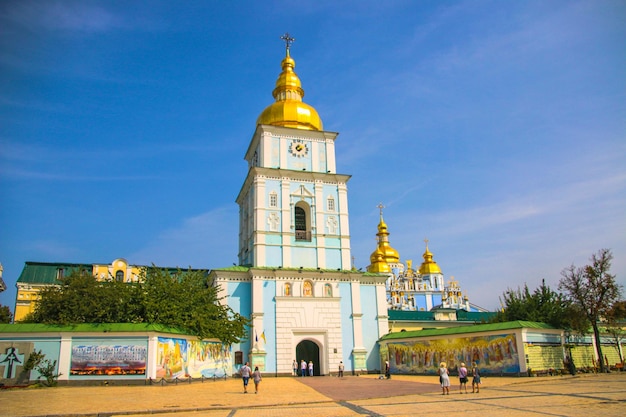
[
  {"xmin": 240, "ymin": 358, "xmax": 481, "ymax": 395},
  {"xmin": 438, "ymin": 361, "xmax": 481, "ymax": 395},
  {"xmin": 292, "ymin": 359, "xmax": 315, "ymax": 376}
]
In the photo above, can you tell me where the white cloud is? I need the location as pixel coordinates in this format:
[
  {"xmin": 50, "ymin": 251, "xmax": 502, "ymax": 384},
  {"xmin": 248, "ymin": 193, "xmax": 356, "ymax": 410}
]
[
  {"xmin": 4, "ymin": 1, "xmax": 124, "ymax": 33},
  {"xmin": 129, "ymin": 206, "xmax": 239, "ymax": 269}
]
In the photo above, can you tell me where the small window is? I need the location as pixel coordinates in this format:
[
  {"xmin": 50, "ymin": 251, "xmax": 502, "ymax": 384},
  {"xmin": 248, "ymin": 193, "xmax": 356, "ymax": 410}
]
[
  {"xmin": 269, "ymin": 192, "xmax": 278, "ymax": 208},
  {"xmin": 235, "ymin": 351, "xmax": 243, "ymax": 365},
  {"xmin": 327, "ymin": 197, "xmax": 335, "ymax": 212},
  {"xmin": 115, "ymin": 270, "xmax": 124, "ymax": 282}
]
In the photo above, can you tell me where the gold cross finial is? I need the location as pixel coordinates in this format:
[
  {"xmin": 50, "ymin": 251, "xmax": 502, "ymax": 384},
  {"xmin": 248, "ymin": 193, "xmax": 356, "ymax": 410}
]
[{"xmin": 280, "ymin": 33, "xmax": 295, "ymax": 56}]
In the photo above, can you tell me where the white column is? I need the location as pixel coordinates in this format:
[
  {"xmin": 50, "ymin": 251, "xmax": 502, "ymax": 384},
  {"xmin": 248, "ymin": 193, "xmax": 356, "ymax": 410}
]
[
  {"xmin": 57, "ymin": 335, "xmax": 72, "ymax": 381},
  {"xmin": 337, "ymin": 183, "xmax": 351, "ymax": 269},
  {"xmin": 281, "ymin": 178, "xmax": 292, "ymax": 267},
  {"xmin": 147, "ymin": 335, "xmax": 159, "ymax": 379},
  {"xmin": 251, "ymin": 275, "xmax": 265, "ymax": 352},
  {"xmin": 325, "ymin": 137, "xmax": 337, "ymax": 173},
  {"xmin": 376, "ymin": 283, "xmax": 390, "ymax": 337}
]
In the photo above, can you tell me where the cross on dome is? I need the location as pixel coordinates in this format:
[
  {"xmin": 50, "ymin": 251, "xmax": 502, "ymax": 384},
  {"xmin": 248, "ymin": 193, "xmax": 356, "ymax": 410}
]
[{"xmin": 280, "ymin": 32, "xmax": 295, "ymax": 56}]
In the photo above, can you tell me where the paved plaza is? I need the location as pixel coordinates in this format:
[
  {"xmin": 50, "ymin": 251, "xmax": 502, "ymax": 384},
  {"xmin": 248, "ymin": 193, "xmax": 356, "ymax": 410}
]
[{"xmin": 1, "ymin": 372, "xmax": 624, "ymax": 417}]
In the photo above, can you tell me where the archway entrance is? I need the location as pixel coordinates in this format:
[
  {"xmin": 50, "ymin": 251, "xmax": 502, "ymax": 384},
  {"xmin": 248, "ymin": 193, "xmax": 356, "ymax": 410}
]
[{"xmin": 296, "ymin": 340, "xmax": 321, "ymax": 376}]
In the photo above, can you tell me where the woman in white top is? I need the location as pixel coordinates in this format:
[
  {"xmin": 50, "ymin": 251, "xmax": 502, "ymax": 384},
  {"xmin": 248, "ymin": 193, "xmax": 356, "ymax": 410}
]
[{"xmin": 439, "ymin": 362, "xmax": 450, "ymax": 395}]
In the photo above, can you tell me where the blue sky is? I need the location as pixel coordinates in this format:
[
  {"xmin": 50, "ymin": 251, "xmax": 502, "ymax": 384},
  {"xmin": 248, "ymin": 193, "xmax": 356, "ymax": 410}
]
[{"xmin": 1, "ymin": 0, "xmax": 625, "ymax": 312}]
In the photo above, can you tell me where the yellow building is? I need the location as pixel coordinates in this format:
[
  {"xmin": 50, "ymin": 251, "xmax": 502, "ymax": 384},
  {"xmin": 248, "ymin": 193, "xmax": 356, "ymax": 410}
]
[{"xmin": 14, "ymin": 259, "xmax": 143, "ymax": 322}]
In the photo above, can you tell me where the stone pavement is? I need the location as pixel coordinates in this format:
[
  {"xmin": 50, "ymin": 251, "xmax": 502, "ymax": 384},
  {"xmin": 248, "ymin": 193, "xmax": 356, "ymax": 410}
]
[{"xmin": 0, "ymin": 373, "xmax": 624, "ymax": 417}]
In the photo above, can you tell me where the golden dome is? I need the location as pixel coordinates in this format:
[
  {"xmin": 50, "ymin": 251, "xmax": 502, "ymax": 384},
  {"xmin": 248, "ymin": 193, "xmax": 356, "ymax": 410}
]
[
  {"xmin": 256, "ymin": 40, "xmax": 323, "ymax": 131},
  {"xmin": 418, "ymin": 241, "xmax": 442, "ymax": 275},
  {"xmin": 368, "ymin": 247, "xmax": 391, "ymax": 273},
  {"xmin": 368, "ymin": 206, "xmax": 400, "ymax": 268}
]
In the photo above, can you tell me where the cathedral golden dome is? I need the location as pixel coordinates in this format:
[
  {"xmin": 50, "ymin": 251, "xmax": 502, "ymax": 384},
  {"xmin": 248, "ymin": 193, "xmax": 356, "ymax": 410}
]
[
  {"xmin": 256, "ymin": 35, "xmax": 323, "ymax": 131},
  {"xmin": 368, "ymin": 206, "xmax": 400, "ymax": 269},
  {"xmin": 418, "ymin": 241, "xmax": 442, "ymax": 275},
  {"xmin": 368, "ymin": 247, "xmax": 391, "ymax": 273}
]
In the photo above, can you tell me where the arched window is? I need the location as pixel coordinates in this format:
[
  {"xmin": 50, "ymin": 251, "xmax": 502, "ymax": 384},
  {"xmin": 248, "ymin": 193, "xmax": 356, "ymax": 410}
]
[
  {"xmin": 115, "ymin": 270, "xmax": 124, "ymax": 282},
  {"xmin": 284, "ymin": 283, "xmax": 292, "ymax": 296},
  {"xmin": 294, "ymin": 202, "xmax": 311, "ymax": 241}
]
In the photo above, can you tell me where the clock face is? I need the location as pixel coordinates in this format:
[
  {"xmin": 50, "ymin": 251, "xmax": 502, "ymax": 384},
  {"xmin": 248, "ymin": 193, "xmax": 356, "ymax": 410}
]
[{"xmin": 289, "ymin": 140, "xmax": 308, "ymax": 157}]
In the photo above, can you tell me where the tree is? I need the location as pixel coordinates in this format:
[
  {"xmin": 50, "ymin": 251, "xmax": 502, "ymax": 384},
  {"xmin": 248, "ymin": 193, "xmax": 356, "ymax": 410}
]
[
  {"xmin": 0, "ymin": 304, "xmax": 13, "ymax": 323},
  {"xmin": 23, "ymin": 267, "xmax": 248, "ymax": 345},
  {"xmin": 604, "ymin": 300, "xmax": 626, "ymax": 365},
  {"xmin": 140, "ymin": 267, "xmax": 248, "ymax": 344},
  {"xmin": 24, "ymin": 270, "xmax": 143, "ymax": 324},
  {"xmin": 558, "ymin": 249, "xmax": 623, "ymax": 373},
  {"xmin": 496, "ymin": 279, "xmax": 571, "ymax": 328}
]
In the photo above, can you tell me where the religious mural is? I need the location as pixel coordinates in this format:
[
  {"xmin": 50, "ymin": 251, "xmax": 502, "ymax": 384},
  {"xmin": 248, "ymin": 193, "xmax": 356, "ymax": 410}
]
[
  {"xmin": 388, "ymin": 333, "xmax": 519, "ymax": 375},
  {"xmin": 156, "ymin": 337, "xmax": 231, "ymax": 379}
]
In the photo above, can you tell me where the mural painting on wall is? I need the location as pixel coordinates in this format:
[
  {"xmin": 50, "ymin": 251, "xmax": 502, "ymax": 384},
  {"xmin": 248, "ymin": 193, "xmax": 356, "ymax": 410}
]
[
  {"xmin": 156, "ymin": 337, "xmax": 232, "ymax": 379},
  {"xmin": 71, "ymin": 344, "xmax": 147, "ymax": 375},
  {"xmin": 388, "ymin": 333, "xmax": 519, "ymax": 375}
]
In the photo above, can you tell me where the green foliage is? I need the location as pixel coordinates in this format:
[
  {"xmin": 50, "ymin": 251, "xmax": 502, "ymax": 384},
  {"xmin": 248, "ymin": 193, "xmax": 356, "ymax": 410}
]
[
  {"xmin": 22, "ymin": 350, "xmax": 61, "ymax": 386},
  {"xmin": 495, "ymin": 279, "xmax": 571, "ymax": 328},
  {"xmin": 23, "ymin": 266, "xmax": 248, "ymax": 345},
  {"xmin": 36, "ymin": 358, "xmax": 62, "ymax": 387},
  {"xmin": 0, "ymin": 304, "xmax": 12, "ymax": 323},
  {"xmin": 559, "ymin": 249, "xmax": 622, "ymax": 373},
  {"xmin": 24, "ymin": 271, "xmax": 143, "ymax": 324},
  {"xmin": 140, "ymin": 267, "xmax": 248, "ymax": 344},
  {"xmin": 603, "ymin": 300, "xmax": 626, "ymax": 364},
  {"xmin": 23, "ymin": 350, "xmax": 46, "ymax": 372}
]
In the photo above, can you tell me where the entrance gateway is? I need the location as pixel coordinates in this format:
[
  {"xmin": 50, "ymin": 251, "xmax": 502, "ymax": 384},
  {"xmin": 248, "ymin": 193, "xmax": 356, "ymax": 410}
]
[{"xmin": 296, "ymin": 339, "xmax": 321, "ymax": 376}]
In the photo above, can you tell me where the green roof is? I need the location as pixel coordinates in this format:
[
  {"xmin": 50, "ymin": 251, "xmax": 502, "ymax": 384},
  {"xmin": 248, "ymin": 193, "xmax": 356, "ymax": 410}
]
[
  {"xmin": 0, "ymin": 323, "xmax": 190, "ymax": 335},
  {"xmin": 17, "ymin": 262, "xmax": 209, "ymax": 285},
  {"xmin": 380, "ymin": 320, "xmax": 557, "ymax": 341},
  {"xmin": 387, "ymin": 309, "xmax": 497, "ymax": 322},
  {"xmin": 17, "ymin": 262, "xmax": 92, "ymax": 284}
]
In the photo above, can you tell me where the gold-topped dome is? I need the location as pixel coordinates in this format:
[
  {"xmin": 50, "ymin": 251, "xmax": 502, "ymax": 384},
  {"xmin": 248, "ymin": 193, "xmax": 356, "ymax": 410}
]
[
  {"xmin": 367, "ymin": 204, "xmax": 400, "ymax": 271},
  {"xmin": 368, "ymin": 247, "xmax": 391, "ymax": 273},
  {"xmin": 418, "ymin": 240, "xmax": 442, "ymax": 275},
  {"xmin": 256, "ymin": 34, "xmax": 323, "ymax": 131}
]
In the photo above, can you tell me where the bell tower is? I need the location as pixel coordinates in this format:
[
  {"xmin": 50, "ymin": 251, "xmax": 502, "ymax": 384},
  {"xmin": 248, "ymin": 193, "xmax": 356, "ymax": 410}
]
[{"xmin": 236, "ymin": 34, "xmax": 352, "ymax": 269}]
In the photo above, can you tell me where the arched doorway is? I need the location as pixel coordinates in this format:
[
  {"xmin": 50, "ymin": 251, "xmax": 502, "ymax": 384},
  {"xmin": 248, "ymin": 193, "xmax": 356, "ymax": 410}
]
[{"xmin": 296, "ymin": 340, "xmax": 321, "ymax": 376}]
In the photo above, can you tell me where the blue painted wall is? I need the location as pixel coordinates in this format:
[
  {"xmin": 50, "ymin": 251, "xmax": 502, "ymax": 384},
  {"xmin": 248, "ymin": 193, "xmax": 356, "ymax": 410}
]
[{"xmin": 339, "ymin": 282, "xmax": 355, "ymax": 371}]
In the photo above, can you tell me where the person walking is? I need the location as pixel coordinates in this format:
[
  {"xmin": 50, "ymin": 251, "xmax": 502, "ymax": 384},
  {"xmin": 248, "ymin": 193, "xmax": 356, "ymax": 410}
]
[
  {"xmin": 439, "ymin": 362, "xmax": 450, "ymax": 395},
  {"xmin": 292, "ymin": 359, "xmax": 298, "ymax": 376},
  {"xmin": 458, "ymin": 362, "xmax": 468, "ymax": 394},
  {"xmin": 308, "ymin": 360, "xmax": 314, "ymax": 376},
  {"xmin": 240, "ymin": 362, "xmax": 252, "ymax": 394},
  {"xmin": 385, "ymin": 360, "xmax": 391, "ymax": 379},
  {"xmin": 301, "ymin": 359, "xmax": 307, "ymax": 377},
  {"xmin": 252, "ymin": 366, "xmax": 262, "ymax": 394},
  {"xmin": 338, "ymin": 361, "xmax": 344, "ymax": 377},
  {"xmin": 471, "ymin": 362, "xmax": 481, "ymax": 393}
]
